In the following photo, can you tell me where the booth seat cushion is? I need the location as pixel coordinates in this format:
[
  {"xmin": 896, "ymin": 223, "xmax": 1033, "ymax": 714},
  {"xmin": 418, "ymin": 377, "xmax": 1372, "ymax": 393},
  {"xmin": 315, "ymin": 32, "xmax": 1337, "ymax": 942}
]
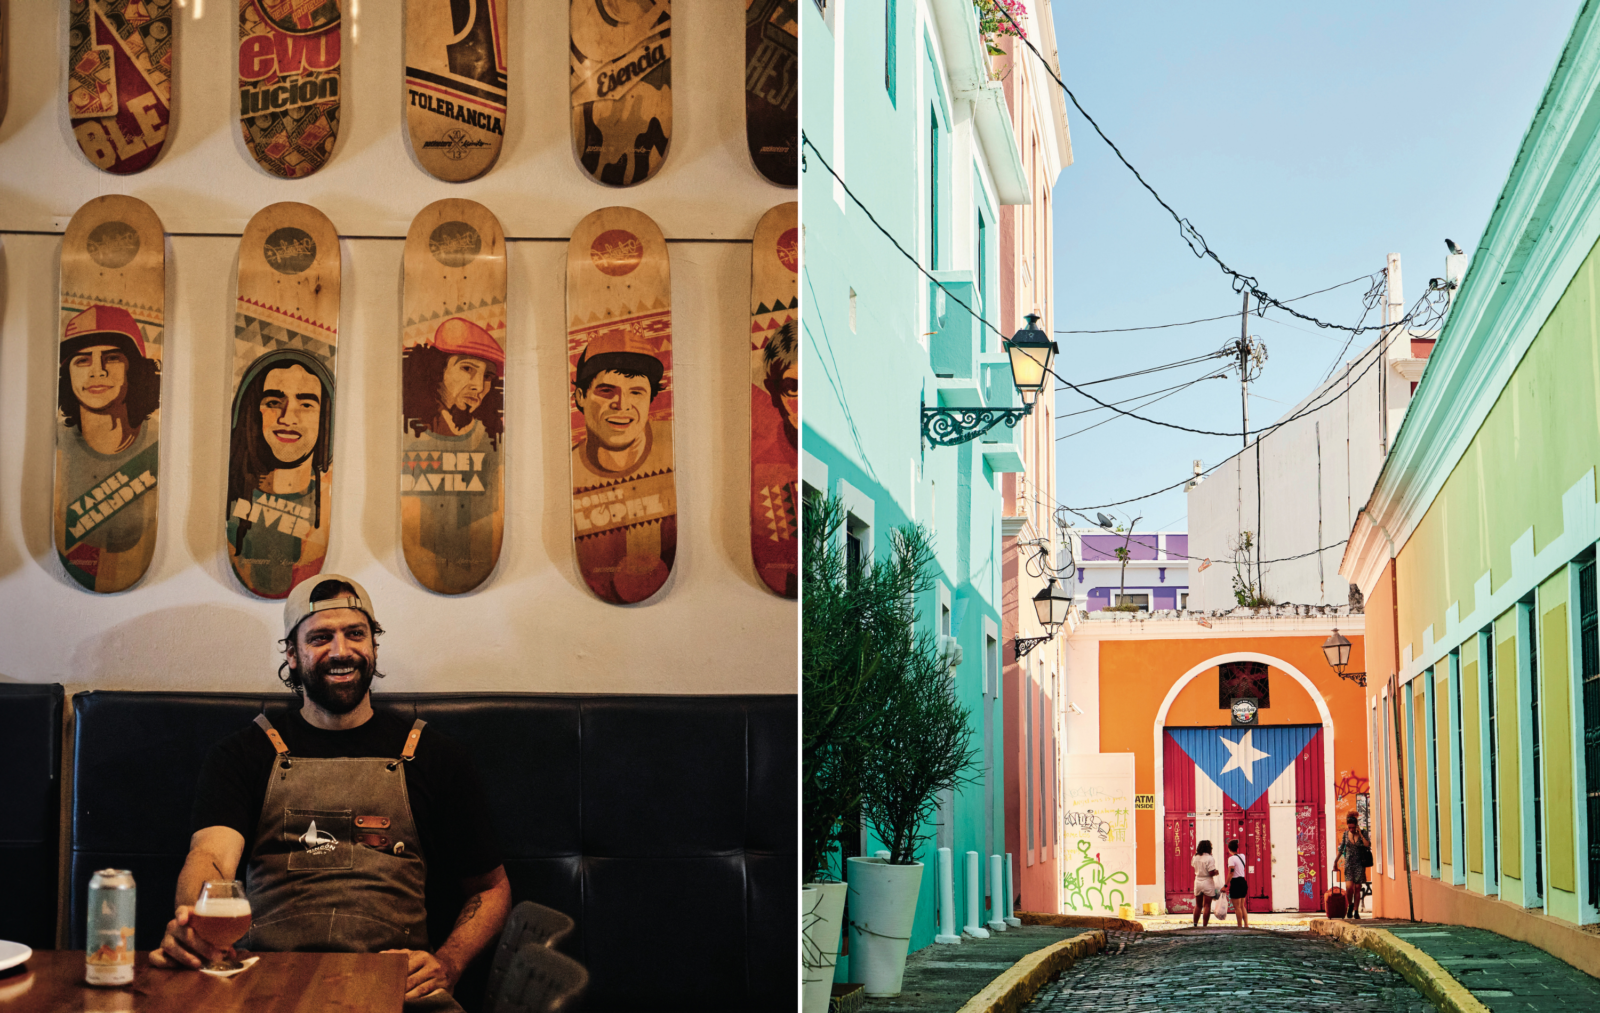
[
  {"xmin": 69, "ymin": 691, "xmax": 795, "ymax": 1012},
  {"xmin": 0, "ymin": 683, "xmax": 64, "ymax": 949}
]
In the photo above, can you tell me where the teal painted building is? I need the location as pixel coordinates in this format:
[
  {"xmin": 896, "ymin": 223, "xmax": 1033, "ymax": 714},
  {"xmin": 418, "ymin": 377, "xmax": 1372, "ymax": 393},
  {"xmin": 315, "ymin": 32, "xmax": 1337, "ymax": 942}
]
[{"xmin": 802, "ymin": 0, "xmax": 1032, "ymax": 962}]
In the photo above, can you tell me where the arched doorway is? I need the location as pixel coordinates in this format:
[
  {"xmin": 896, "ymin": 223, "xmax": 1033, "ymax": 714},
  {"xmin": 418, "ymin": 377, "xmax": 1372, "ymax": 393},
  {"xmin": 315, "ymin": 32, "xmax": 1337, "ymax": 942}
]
[{"xmin": 1152, "ymin": 652, "xmax": 1335, "ymax": 912}]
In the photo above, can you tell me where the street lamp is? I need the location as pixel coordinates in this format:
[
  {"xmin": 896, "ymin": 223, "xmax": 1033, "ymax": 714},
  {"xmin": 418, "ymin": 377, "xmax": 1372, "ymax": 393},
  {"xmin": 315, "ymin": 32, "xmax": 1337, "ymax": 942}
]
[
  {"xmin": 1007, "ymin": 313, "xmax": 1057, "ymax": 407},
  {"xmin": 922, "ymin": 313, "xmax": 1061, "ymax": 446},
  {"xmin": 1321, "ymin": 628, "xmax": 1366, "ymax": 687},
  {"xmin": 1016, "ymin": 577, "xmax": 1073, "ymax": 659}
]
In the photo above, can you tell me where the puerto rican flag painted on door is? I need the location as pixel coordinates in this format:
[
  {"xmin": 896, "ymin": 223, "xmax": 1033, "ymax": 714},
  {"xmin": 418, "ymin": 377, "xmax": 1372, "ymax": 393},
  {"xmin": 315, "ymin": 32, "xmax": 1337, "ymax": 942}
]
[{"xmin": 1162, "ymin": 725, "xmax": 1326, "ymax": 913}]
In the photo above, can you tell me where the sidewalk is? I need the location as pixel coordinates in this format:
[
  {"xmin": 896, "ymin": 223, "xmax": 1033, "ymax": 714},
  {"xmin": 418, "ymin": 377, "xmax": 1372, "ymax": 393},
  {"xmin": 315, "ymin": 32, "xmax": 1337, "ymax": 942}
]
[
  {"xmin": 856, "ymin": 926, "xmax": 1095, "ymax": 1013},
  {"xmin": 1377, "ymin": 922, "xmax": 1600, "ymax": 1010}
]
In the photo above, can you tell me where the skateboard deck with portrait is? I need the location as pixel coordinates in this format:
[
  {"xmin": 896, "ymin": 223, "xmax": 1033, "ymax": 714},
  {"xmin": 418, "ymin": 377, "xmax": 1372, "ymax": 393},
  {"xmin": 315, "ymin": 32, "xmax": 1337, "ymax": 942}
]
[
  {"xmin": 744, "ymin": 0, "xmax": 797, "ymax": 187},
  {"xmin": 401, "ymin": 200, "xmax": 507, "ymax": 594},
  {"xmin": 238, "ymin": 0, "xmax": 341, "ymax": 179},
  {"xmin": 228, "ymin": 202, "xmax": 340, "ymax": 599},
  {"xmin": 405, "ymin": 0, "xmax": 508, "ymax": 182},
  {"xmin": 54, "ymin": 195, "xmax": 165, "ymax": 592},
  {"xmin": 569, "ymin": 0, "xmax": 670, "ymax": 187},
  {"xmin": 748, "ymin": 202, "xmax": 798, "ymax": 598},
  {"xmin": 565, "ymin": 207, "xmax": 675, "ymax": 604},
  {"xmin": 68, "ymin": 0, "xmax": 174, "ymax": 174}
]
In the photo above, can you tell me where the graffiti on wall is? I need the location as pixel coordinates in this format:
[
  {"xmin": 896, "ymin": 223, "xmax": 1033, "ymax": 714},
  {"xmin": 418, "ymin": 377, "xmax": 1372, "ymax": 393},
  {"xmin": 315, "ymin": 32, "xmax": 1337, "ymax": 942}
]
[
  {"xmin": 1335, "ymin": 769, "xmax": 1370, "ymax": 832},
  {"xmin": 1061, "ymin": 753, "xmax": 1137, "ymax": 914}
]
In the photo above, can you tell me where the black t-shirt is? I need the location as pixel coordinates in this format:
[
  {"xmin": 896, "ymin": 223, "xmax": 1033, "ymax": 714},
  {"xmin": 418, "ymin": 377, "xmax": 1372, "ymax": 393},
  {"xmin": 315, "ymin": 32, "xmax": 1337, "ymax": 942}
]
[{"xmin": 190, "ymin": 708, "xmax": 503, "ymax": 886}]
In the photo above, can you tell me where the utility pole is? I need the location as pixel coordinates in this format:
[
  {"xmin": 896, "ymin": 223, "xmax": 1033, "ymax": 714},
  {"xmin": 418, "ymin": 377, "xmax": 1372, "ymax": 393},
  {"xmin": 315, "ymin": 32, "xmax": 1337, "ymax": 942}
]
[{"xmin": 1238, "ymin": 290, "xmax": 1251, "ymax": 451}]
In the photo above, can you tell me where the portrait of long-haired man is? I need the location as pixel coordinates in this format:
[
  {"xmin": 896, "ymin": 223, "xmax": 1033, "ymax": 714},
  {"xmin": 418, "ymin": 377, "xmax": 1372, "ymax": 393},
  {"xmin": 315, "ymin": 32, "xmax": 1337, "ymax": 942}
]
[
  {"xmin": 226, "ymin": 349, "xmax": 335, "ymax": 600},
  {"xmin": 400, "ymin": 317, "xmax": 506, "ymax": 593},
  {"xmin": 54, "ymin": 303, "xmax": 163, "ymax": 590}
]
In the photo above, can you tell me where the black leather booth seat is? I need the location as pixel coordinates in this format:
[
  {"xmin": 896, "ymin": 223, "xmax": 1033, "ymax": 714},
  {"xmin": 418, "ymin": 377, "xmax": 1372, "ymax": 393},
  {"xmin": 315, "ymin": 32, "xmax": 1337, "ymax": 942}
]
[
  {"xmin": 70, "ymin": 691, "xmax": 796, "ymax": 1011},
  {"xmin": 0, "ymin": 682, "xmax": 63, "ymax": 950}
]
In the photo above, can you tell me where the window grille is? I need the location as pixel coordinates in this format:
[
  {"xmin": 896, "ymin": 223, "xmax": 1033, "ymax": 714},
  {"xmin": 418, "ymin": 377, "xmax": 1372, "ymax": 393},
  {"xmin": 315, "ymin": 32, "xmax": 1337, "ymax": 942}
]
[
  {"xmin": 1580, "ymin": 555, "xmax": 1599, "ymax": 906},
  {"xmin": 1528, "ymin": 599, "xmax": 1544, "ymax": 900},
  {"xmin": 1487, "ymin": 628, "xmax": 1500, "ymax": 882}
]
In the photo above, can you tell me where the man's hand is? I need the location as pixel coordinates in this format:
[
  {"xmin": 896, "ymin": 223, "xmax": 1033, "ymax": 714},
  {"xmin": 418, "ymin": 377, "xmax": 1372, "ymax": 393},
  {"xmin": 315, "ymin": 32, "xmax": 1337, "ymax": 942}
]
[
  {"xmin": 382, "ymin": 949, "xmax": 456, "ymax": 1000},
  {"xmin": 151, "ymin": 906, "xmax": 233, "ymax": 969}
]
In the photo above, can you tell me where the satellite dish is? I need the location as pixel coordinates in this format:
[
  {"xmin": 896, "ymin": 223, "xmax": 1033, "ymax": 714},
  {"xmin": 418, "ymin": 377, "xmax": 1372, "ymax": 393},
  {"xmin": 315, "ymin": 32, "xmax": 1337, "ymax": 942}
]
[{"xmin": 1096, "ymin": 512, "xmax": 1115, "ymax": 529}]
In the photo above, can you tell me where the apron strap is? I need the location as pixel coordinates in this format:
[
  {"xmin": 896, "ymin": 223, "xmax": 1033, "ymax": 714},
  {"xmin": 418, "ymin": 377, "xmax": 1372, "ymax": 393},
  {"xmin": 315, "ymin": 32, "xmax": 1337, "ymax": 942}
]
[
  {"xmin": 254, "ymin": 713, "xmax": 290, "ymax": 756},
  {"xmin": 400, "ymin": 719, "xmax": 426, "ymax": 762}
]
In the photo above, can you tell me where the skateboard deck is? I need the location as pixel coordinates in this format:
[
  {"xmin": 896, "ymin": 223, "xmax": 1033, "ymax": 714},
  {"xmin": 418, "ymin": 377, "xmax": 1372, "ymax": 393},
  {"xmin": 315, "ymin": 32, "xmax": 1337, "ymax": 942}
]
[
  {"xmin": 401, "ymin": 200, "xmax": 506, "ymax": 594},
  {"xmin": 238, "ymin": 0, "xmax": 341, "ymax": 179},
  {"xmin": 569, "ymin": 0, "xmax": 671, "ymax": 187},
  {"xmin": 744, "ymin": 0, "xmax": 797, "ymax": 187},
  {"xmin": 748, "ymin": 202, "xmax": 798, "ymax": 598},
  {"xmin": 566, "ymin": 207, "xmax": 675, "ymax": 604},
  {"xmin": 405, "ymin": 0, "xmax": 507, "ymax": 182},
  {"xmin": 228, "ymin": 202, "xmax": 340, "ymax": 599},
  {"xmin": 54, "ymin": 195, "xmax": 165, "ymax": 592},
  {"xmin": 68, "ymin": 0, "xmax": 174, "ymax": 174}
]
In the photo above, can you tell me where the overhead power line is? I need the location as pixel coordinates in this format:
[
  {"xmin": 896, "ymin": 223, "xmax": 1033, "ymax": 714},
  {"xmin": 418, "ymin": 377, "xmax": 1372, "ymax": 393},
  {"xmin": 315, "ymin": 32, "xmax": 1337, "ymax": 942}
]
[
  {"xmin": 992, "ymin": 6, "xmax": 1418, "ymax": 337},
  {"xmin": 1056, "ymin": 274, "xmax": 1374, "ymax": 334}
]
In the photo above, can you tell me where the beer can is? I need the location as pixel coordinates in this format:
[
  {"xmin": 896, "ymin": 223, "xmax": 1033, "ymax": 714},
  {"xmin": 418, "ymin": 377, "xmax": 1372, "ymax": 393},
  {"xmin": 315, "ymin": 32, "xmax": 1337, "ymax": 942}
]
[{"xmin": 85, "ymin": 869, "xmax": 136, "ymax": 986}]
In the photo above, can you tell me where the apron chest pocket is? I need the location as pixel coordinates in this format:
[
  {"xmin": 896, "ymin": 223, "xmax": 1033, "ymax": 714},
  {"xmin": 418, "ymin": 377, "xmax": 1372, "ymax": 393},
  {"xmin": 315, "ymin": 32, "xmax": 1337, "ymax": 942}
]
[{"xmin": 284, "ymin": 808, "xmax": 353, "ymax": 871}]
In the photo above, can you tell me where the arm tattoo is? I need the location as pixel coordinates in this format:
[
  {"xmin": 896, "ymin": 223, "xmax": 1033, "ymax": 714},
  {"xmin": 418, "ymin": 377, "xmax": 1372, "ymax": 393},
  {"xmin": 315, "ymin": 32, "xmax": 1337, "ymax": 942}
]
[{"xmin": 452, "ymin": 895, "xmax": 484, "ymax": 930}]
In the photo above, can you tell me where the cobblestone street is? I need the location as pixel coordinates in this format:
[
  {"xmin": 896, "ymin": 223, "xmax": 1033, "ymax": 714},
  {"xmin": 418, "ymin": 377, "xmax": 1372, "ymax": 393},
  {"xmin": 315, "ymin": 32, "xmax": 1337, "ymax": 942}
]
[{"xmin": 1033, "ymin": 930, "xmax": 1438, "ymax": 1012}]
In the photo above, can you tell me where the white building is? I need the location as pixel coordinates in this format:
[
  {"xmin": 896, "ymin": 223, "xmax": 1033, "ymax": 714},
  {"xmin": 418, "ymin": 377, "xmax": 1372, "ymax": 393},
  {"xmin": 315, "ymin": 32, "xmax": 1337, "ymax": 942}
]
[{"xmin": 1187, "ymin": 252, "xmax": 1461, "ymax": 609}]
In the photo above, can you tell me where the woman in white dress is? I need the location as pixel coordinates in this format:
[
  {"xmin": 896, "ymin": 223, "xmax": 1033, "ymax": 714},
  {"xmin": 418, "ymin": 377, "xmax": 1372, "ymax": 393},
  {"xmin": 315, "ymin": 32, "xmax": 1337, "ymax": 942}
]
[{"xmin": 1190, "ymin": 839, "xmax": 1221, "ymax": 927}]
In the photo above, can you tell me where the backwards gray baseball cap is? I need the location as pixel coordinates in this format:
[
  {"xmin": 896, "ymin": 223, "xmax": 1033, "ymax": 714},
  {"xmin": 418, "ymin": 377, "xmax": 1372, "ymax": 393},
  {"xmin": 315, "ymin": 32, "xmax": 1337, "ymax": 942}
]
[{"xmin": 283, "ymin": 573, "xmax": 378, "ymax": 639}]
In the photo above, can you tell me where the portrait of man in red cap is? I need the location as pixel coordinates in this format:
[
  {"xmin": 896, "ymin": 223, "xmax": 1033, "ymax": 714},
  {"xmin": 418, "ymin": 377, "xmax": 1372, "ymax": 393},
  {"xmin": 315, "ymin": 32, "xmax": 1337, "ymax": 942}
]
[
  {"xmin": 400, "ymin": 317, "xmax": 506, "ymax": 592},
  {"xmin": 569, "ymin": 324, "xmax": 676, "ymax": 604},
  {"xmin": 55, "ymin": 303, "xmax": 163, "ymax": 590}
]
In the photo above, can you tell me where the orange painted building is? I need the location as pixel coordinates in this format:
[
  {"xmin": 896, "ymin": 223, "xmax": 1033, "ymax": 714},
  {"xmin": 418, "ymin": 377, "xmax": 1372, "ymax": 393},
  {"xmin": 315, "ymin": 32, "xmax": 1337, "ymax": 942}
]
[{"xmin": 1060, "ymin": 610, "xmax": 1369, "ymax": 913}]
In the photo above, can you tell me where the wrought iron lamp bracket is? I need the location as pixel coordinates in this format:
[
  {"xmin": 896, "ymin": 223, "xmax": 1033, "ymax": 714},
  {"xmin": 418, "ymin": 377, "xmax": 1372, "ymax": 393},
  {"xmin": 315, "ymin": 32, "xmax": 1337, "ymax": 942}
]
[
  {"xmin": 921, "ymin": 394, "xmax": 1035, "ymax": 448},
  {"xmin": 1336, "ymin": 669, "xmax": 1368, "ymax": 688},
  {"xmin": 1014, "ymin": 635, "xmax": 1054, "ymax": 659}
]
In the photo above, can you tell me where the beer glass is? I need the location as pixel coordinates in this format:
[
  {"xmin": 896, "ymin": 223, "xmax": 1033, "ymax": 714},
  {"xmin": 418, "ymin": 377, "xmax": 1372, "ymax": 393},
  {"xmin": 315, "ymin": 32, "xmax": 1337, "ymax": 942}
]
[{"xmin": 192, "ymin": 880, "xmax": 252, "ymax": 971}]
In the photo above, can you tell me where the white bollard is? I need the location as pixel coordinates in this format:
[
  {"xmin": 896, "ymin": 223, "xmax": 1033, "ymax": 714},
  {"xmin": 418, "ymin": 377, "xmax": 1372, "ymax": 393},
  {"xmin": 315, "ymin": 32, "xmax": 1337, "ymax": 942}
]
[
  {"xmin": 963, "ymin": 851, "xmax": 989, "ymax": 938},
  {"xmin": 987, "ymin": 854, "xmax": 1007, "ymax": 932},
  {"xmin": 935, "ymin": 848, "xmax": 961, "ymax": 943},
  {"xmin": 1004, "ymin": 853, "xmax": 1021, "ymax": 926}
]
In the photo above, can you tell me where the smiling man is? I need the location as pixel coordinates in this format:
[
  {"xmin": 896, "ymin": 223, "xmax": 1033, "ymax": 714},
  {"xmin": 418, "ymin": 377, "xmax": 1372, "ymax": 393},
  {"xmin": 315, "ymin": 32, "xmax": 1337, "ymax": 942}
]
[
  {"xmin": 227, "ymin": 349, "xmax": 335, "ymax": 598},
  {"xmin": 157, "ymin": 576, "xmax": 510, "ymax": 1013},
  {"xmin": 569, "ymin": 328, "xmax": 676, "ymax": 602}
]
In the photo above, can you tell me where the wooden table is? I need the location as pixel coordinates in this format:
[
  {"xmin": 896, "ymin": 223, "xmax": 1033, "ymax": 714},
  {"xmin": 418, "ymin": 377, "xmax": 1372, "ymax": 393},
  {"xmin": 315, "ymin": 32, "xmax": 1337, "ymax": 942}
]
[{"xmin": 0, "ymin": 950, "xmax": 407, "ymax": 1012}]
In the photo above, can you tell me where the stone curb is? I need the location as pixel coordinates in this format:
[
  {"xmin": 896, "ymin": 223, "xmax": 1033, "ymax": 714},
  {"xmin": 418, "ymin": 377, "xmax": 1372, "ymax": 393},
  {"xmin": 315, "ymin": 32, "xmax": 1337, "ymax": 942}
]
[
  {"xmin": 1309, "ymin": 920, "xmax": 1491, "ymax": 1013},
  {"xmin": 1017, "ymin": 911, "xmax": 1143, "ymax": 933},
  {"xmin": 950, "ymin": 931, "xmax": 1106, "ymax": 1013}
]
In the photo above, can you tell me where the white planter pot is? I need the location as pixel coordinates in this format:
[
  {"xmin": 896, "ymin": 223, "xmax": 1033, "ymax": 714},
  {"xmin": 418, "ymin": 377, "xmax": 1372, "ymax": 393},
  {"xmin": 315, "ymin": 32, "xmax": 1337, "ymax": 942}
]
[
  {"xmin": 846, "ymin": 857, "xmax": 924, "ymax": 997},
  {"xmin": 802, "ymin": 881, "xmax": 847, "ymax": 1013}
]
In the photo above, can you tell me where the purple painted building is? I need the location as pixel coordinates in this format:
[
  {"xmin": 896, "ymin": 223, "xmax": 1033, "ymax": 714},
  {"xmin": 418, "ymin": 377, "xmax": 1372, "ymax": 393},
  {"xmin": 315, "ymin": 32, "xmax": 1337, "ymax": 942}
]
[{"xmin": 1071, "ymin": 529, "xmax": 1190, "ymax": 612}]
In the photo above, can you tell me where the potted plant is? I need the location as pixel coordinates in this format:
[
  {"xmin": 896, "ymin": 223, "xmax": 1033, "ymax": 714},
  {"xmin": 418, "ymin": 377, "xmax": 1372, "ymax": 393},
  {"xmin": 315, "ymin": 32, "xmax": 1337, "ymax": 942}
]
[
  {"xmin": 846, "ymin": 563, "xmax": 979, "ymax": 995},
  {"xmin": 802, "ymin": 495, "xmax": 919, "ymax": 1012}
]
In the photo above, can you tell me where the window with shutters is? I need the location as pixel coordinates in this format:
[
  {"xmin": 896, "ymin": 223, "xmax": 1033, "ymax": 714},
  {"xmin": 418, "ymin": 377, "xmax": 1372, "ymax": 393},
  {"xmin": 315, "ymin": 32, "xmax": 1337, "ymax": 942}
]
[
  {"xmin": 1486, "ymin": 626, "xmax": 1500, "ymax": 888},
  {"xmin": 1579, "ymin": 553, "xmax": 1599, "ymax": 907}
]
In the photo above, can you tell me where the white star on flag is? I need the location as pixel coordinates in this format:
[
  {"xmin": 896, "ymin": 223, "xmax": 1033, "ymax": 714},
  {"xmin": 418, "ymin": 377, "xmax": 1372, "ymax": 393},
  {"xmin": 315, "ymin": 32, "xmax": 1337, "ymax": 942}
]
[{"xmin": 1218, "ymin": 729, "xmax": 1271, "ymax": 783}]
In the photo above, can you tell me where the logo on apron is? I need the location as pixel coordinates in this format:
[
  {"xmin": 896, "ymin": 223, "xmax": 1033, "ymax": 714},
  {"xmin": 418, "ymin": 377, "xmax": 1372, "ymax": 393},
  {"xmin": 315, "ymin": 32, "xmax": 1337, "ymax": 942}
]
[{"xmin": 299, "ymin": 819, "xmax": 338, "ymax": 855}]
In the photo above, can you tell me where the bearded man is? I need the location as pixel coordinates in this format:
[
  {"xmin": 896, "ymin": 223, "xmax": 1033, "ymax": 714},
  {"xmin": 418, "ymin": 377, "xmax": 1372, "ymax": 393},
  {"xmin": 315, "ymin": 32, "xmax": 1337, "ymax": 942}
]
[{"xmin": 156, "ymin": 576, "xmax": 510, "ymax": 1012}]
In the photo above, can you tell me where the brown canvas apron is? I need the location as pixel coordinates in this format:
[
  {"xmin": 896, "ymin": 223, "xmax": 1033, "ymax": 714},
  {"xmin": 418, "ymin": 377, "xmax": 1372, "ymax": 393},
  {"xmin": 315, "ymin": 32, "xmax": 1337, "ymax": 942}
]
[{"xmin": 243, "ymin": 713, "xmax": 431, "ymax": 952}]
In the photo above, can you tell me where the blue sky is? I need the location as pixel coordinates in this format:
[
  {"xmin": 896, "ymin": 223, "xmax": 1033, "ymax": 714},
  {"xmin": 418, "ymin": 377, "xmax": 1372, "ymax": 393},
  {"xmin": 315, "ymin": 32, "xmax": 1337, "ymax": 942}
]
[{"xmin": 1043, "ymin": 1, "xmax": 1577, "ymax": 533}]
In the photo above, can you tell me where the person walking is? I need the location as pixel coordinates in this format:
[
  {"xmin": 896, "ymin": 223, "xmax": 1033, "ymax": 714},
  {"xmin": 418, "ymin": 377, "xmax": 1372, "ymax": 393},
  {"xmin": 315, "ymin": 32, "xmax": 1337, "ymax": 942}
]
[
  {"xmin": 1334, "ymin": 813, "xmax": 1372, "ymax": 919},
  {"xmin": 1226, "ymin": 840, "xmax": 1249, "ymax": 928},
  {"xmin": 1191, "ymin": 840, "xmax": 1222, "ymax": 928}
]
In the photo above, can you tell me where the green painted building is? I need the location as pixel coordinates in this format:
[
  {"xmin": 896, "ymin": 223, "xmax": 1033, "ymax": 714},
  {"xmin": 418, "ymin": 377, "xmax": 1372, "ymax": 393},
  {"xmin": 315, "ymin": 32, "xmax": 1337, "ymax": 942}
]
[
  {"xmin": 1343, "ymin": 1, "xmax": 1600, "ymax": 968},
  {"xmin": 801, "ymin": 0, "xmax": 1034, "ymax": 965}
]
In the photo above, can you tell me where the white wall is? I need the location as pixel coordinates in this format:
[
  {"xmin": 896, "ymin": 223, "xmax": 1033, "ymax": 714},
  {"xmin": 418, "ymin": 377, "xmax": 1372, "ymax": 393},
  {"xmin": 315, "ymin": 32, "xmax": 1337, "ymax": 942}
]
[
  {"xmin": 0, "ymin": 2, "xmax": 796, "ymax": 695},
  {"xmin": 1187, "ymin": 337, "xmax": 1390, "ymax": 610}
]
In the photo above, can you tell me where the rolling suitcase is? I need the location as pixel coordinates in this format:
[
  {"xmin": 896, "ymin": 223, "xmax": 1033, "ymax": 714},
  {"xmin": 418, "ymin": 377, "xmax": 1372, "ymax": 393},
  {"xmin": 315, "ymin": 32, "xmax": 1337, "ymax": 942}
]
[{"xmin": 1324, "ymin": 887, "xmax": 1347, "ymax": 919}]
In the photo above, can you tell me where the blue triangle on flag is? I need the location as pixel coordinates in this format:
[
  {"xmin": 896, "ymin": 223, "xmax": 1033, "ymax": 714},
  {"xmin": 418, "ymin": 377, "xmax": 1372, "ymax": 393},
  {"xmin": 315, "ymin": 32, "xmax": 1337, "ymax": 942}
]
[{"xmin": 1168, "ymin": 725, "xmax": 1319, "ymax": 809}]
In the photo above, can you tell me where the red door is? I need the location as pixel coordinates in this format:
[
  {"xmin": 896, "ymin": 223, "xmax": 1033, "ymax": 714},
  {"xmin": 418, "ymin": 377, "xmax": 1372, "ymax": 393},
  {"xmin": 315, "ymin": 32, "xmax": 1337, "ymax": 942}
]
[
  {"xmin": 1222, "ymin": 792, "xmax": 1272, "ymax": 912},
  {"xmin": 1163, "ymin": 733, "xmax": 1198, "ymax": 913}
]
